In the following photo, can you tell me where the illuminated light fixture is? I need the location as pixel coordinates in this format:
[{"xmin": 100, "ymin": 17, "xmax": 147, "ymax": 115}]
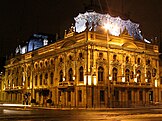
[
  {"xmin": 84, "ymin": 76, "xmax": 87, "ymax": 85},
  {"xmin": 145, "ymin": 78, "xmax": 148, "ymax": 83},
  {"xmin": 73, "ymin": 76, "xmax": 75, "ymax": 81},
  {"xmin": 122, "ymin": 77, "xmax": 125, "ymax": 82},
  {"xmin": 93, "ymin": 76, "xmax": 97, "ymax": 85},
  {"xmin": 155, "ymin": 80, "xmax": 158, "ymax": 87},
  {"xmin": 109, "ymin": 76, "xmax": 112, "ymax": 81},
  {"xmin": 63, "ymin": 77, "xmax": 65, "ymax": 81},
  {"xmin": 88, "ymin": 75, "xmax": 91, "ymax": 85},
  {"xmin": 134, "ymin": 78, "xmax": 137, "ymax": 83}
]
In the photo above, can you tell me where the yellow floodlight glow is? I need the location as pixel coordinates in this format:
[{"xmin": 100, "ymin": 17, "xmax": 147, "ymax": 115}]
[
  {"xmin": 155, "ymin": 80, "xmax": 158, "ymax": 87},
  {"xmin": 103, "ymin": 23, "xmax": 120, "ymax": 36}
]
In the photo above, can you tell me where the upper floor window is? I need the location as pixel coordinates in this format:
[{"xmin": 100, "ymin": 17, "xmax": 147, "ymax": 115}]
[
  {"xmin": 137, "ymin": 70, "xmax": 141, "ymax": 82},
  {"xmin": 79, "ymin": 52, "xmax": 83, "ymax": 59},
  {"xmin": 60, "ymin": 58, "xmax": 63, "ymax": 63},
  {"xmin": 98, "ymin": 66, "xmax": 104, "ymax": 81},
  {"xmin": 113, "ymin": 54, "xmax": 117, "ymax": 61},
  {"xmin": 99, "ymin": 52, "xmax": 103, "ymax": 58},
  {"xmin": 50, "ymin": 72, "xmax": 54, "ymax": 85},
  {"xmin": 45, "ymin": 61, "xmax": 48, "ymax": 67},
  {"xmin": 152, "ymin": 68, "xmax": 156, "ymax": 77},
  {"xmin": 79, "ymin": 66, "xmax": 84, "ymax": 81},
  {"xmin": 40, "ymin": 74, "xmax": 42, "ymax": 85},
  {"xmin": 137, "ymin": 58, "xmax": 141, "ymax": 65},
  {"xmin": 68, "ymin": 68, "xmax": 73, "ymax": 81},
  {"xmin": 147, "ymin": 71, "xmax": 151, "ymax": 83},
  {"xmin": 50, "ymin": 59, "xmax": 54, "ymax": 65},
  {"xmin": 125, "ymin": 69, "xmax": 130, "ymax": 82},
  {"xmin": 35, "ymin": 75, "xmax": 38, "ymax": 86},
  {"xmin": 44, "ymin": 73, "xmax": 48, "ymax": 85},
  {"xmin": 28, "ymin": 76, "xmax": 30, "ymax": 87},
  {"xmin": 130, "ymin": 71, "xmax": 134, "ymax": 79},
  {"xmin": 59, "ymin": 70, "xmax": 63, "ymax": 82},
  {"xmin": 69, "ymin": 55, "xmax": 72, "ymax": 60},
  {"xmin": 112, "ymin": 68, "xmax": 117, "ymax": 81},
  {"xmin": 146, "ymin": 59, "xmax": 151, "ymax": 65},
  {"xmin": 126, "ymin": 56, "xmax": 129, "ymax": 63}
]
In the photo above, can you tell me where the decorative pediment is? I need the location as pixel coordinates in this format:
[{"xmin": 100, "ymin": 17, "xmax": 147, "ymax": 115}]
[
  {"xmin": 61, "ymin": 40, "xmax": 76, "ymax": 48},
  {"xmin": 122, "ymin": 42, "xmax": 138, "ymax": 49}
]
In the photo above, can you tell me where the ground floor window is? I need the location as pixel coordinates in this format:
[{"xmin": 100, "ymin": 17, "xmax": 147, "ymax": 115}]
[
  {"xmin": 67, "ymin": 91, "xmax": 71, "ymax": 102},
  {"xmin": 100, "ymin": 90, "xmax": 105, "ymax": 102},
  {"xmin": 128, "ymin": 90, "xmax": 132, "ymax": 101},
  {"xmin": 78, "ymin": 90, "xmax": 82, "ymax": 102},
  {"xmin": 139, "ymin": 91, "xmax": 143, "ymax": 101},
  {"xmin": 114, "ymin": 89, "xmax": 119, "ymax": 101},
  {"xmin": 58, "ymin": 91, "xmax": 61, "ymax": 102}
]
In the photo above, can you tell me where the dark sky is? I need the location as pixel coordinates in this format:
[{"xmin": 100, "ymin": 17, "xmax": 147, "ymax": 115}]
[{"xmin": 0, "ymin": 0, "xmax": 162, "ymax": 58}]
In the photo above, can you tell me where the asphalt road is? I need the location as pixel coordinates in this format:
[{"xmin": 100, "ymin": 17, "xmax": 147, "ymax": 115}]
[{"xmin": 0, "ymin": 106, "xmax": 162, "ymax": 121}]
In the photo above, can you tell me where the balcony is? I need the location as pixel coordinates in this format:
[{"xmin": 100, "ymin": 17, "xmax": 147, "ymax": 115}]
[
  {"xmin": 4, "ymin": 86, "xmax": 23, "ymax": 92},
  {"xmin": 58, "ymin": 81, "xmax": 74, "ymax": 91},
  {"xmin": 111, "ymin": 81, "xmax": 152, "ymax": 88}
]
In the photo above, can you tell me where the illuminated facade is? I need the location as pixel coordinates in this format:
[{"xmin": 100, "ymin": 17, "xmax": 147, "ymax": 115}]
[{"xmin": 3, "ymin": 12, "xmax": 161, "ymax": 108}]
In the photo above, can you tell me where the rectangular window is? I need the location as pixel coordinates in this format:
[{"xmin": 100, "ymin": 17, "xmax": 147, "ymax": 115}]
[
  {"xmin": 35, "ymin": 76, "xmax": 37, "ymax": 86},
  {"xmin": 114, "ymin": 89, "xmax": 119, "ymax": 101},
  {"xmin": 50, "ymin": 91, "xmax": 52, "ymax": 98},
  {"xmin": 100, "ymin": 90, "xmax": 105, "ymax": 102},
  {"xmin": 78, "ymin": 90, "xmax": 82, "ymax": 102},
  {"xmin": 67, "ymin": 91, "xmax": 71, "ymax": 102},
  {"xmin": 40, "ymin": 75, "xmax": 42, "ymax": 85},
  {"xmin": 139, "ymin": 91, "xmax": 143, "ymax": 101},
  {"xmin": 128, "ymin": 90, "xmax": 132, "ymax": 101},
  {"xmin": 28, "ymin": 77, "xmax": 30, "ymax": 87},
  {"xmin": 58, "ymin": 91, "xmax": 61, "ymax": 102}
]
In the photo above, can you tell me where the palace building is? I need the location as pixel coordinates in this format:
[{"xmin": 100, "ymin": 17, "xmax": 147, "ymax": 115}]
[{"xmin": 2, "ymin": 11, "xmax": 161, "ymax": 108}]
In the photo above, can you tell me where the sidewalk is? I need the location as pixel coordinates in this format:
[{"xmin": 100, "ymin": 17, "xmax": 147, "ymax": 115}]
[{"xmin": 1, "ymin": 103, "xmax": 162, "ymax": 111}]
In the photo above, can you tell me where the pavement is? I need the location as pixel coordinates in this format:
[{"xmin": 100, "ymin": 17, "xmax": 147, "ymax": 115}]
[{"xmin": 1, "ymin": 103, "xmax": 162, "ymax": 111}]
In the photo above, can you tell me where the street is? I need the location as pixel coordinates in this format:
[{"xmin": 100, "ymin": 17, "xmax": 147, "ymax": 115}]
[{"xmin": 0, "ymin": 106, "xmax": 162, "ymax": 121}]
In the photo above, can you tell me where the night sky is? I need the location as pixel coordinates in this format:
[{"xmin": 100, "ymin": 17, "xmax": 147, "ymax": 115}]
[{"xmin": 0, "ymin": 0, "xmax": 162, "ymax": 68}]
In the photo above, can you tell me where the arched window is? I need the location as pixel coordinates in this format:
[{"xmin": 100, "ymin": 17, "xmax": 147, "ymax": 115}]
[
  {"xmin": 79, "ymin": 66, "xmax": 84, "ymax": 81},
  {"xmin": 137, "ymin": 58, "xmax": 141, "ymax": 65},
  {"xmin": 59, "ymin": 70, "xmax": 63, "ymax": 82},
  {"xmin": 113, "ymin": 54, "xmax": 117, "ymax": 61},
  {"xmin": 68, "ymin": 68, "xmax": 73, "ymax": 81},
  {"xmin": 35, "ymin": 75, "xmax": 38, "ymax": 86},
  {"xmin": 98, "ymin": 66, "xmax": 104, "ymax": 81},
  {"xmin": 112, "ymin": 68, "xmax": 118, "ymax": 81},
  {"xmin": 50, "ymin": 72, "xmax": 54, "ymax": 85},
  {"xmin": 137, "ymin": 70, "xmax": 141, "ymax": 82},
  {"xmin": 126, "ymin": 56, "xmax": 129, "ymax": 63},
  {"xmin": 40, "ymin": 74, "xmax": 42, "ymax": 85},
  {"xmin": 44, "ymin": 73, "xmax": 48, "ymax": 85},
  {"xmin": 147, "ymin": 71, "xmax": 151, "ymax": 83},
  {"xmin": 28, "ymin": 76, "xmax": 30, "ymax": 87},
  {"xmin": 125, "ymin": 69, "xmax": 130, "ymax": 82}
]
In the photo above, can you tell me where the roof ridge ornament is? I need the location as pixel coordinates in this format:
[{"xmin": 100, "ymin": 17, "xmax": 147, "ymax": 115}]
[{"xmin": 64, "ymin": 23, "xmax": 75, "ymax": 39}]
